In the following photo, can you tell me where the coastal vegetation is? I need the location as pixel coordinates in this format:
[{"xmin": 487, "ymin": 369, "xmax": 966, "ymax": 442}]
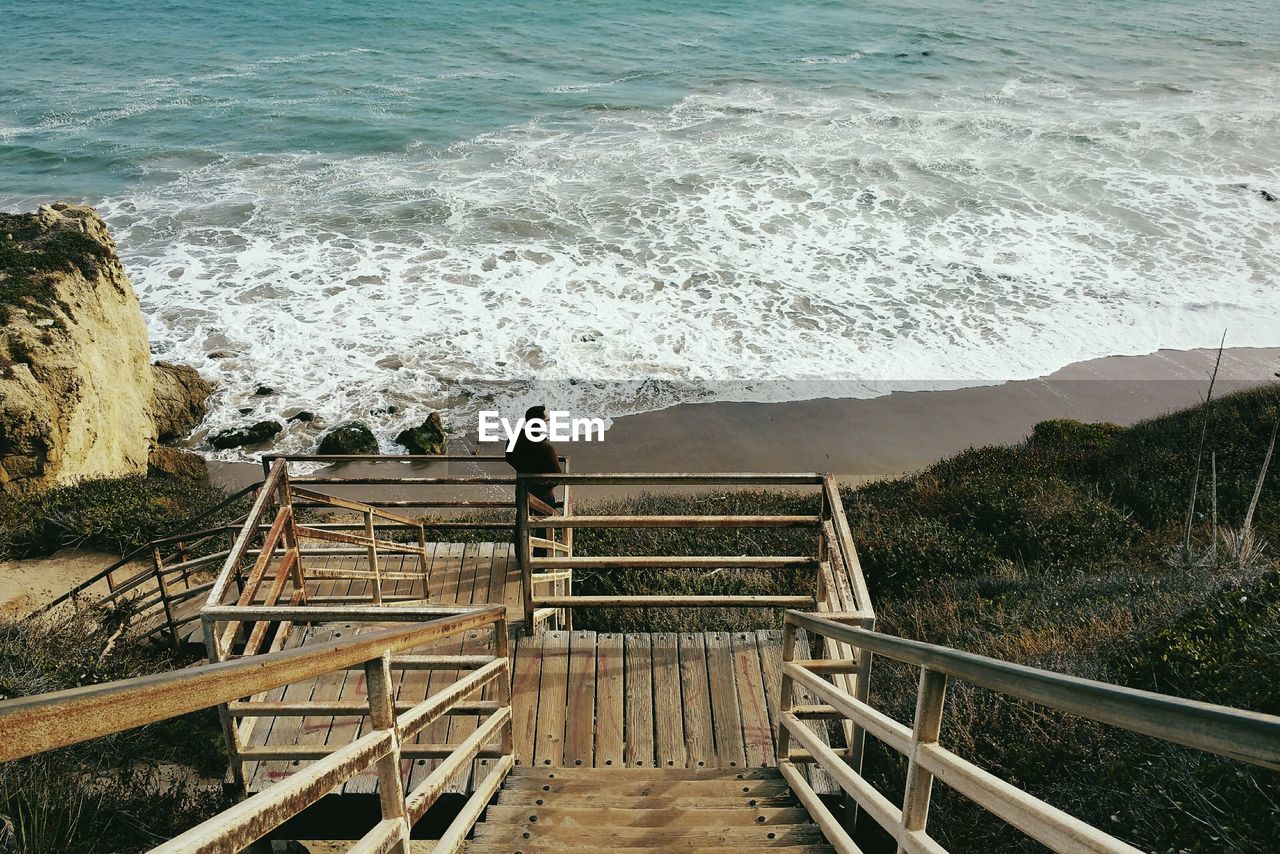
[{"xmin": 1, "ymin": 387, "xmax": 1276, "ymax": 851}]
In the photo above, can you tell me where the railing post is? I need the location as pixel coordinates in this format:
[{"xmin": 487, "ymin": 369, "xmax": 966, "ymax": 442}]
[
  {"xmin": 898, "ymin": 668, "xmax": 947, "ymax": 850},
  {"xmin": 778, "ymin": 615, "xmax": 798, "ymax": 759},
  {"xmin": 850, "ymin": 614, "xmax": 875, "ymax": 777},
  {"xmin": 202, "ymin": 613, "xmax": 249, "ymax": 797},
  {"xmin": 561, "ymin": 459, "xmax": 573, "ymax": 632},
  {"xmin": 365, "ymin": 509, "xmax": 383, "ymax": 605},
  {"xmin": 176, "ymin": 540, "xmax": 192, "ymax": 589},
  {"xmin": 516, "ymin": 480, "xmax": 533, "ymax": 634},
  {"xmin": 365, "ymin": 651, "xmax": 412, "ymax": 853},
  {"xmin": 152, "ymin": 546, "xmax": 179, "ymax": 650},
  {"xmin": 416, "ymin": 521, "xmax": 429, "ymax": 589},
  {"xmin": 279, "ymin": 462, "xmax": 305, "ymax": 589},
  {"xmin": 495, "ymin": 616, "xmax": 513, "ymax": 756}
]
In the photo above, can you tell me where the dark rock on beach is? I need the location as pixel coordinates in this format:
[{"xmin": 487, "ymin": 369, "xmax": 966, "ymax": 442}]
[
  {"xmin": 318, "ymin": 421, "xmax": 378, "ymax": 454},
  {"xmin": 288, "ymin": 410, "xmax": 315, "ymax": 423},
  {"xmin": 395, "ymin": 412, "xmax": 447, "ymax": 455},
  {"xmin": 209, "ymin": 420, "xmax": 283, "ymax": 450}
]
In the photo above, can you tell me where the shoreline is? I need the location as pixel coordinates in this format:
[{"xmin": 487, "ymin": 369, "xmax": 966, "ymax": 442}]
[{"xmin": 207, "ymin": 345, "xmax": 1280, "ymax": 492}]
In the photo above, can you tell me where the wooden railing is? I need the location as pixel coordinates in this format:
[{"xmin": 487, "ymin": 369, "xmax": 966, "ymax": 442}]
[
  {"xmin": 514, "ymin": 472, "xmax": 861, "ymax": 634},
  {"xmin": 0, "ymin": 606, "xmax": 513, "ymax": 854},
  {"xmin": 776, "ymin": 610, "xmax": 1280, "ymax": 854}
]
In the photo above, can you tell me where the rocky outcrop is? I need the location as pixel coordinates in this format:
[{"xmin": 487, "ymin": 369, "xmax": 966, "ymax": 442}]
[
  {"xmin": 209, "ymin": 420, "xmax": 282, "ymax": 450},
  {"xmin": 318, "ymin": 421, "xmax": 378, "ymax": 455},
  {"xmin": 148, "ymin": 446, "xmax": 208, "ymax": 480},
  {"xmin": 153, "ymin": 362, "xmax": 213, "ymax": 442},
  {"xmin": 0, "ymin": 203, "xmax": 212, "ymax": 495},
  {"xmin": 395, "ymin": 412, "xmax": 447, "ymax": 455}
]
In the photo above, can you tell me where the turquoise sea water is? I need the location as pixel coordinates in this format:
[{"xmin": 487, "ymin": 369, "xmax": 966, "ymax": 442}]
[{"xmin": 2, "ymin": 1, "xmax": 1279, "ymax": 450}]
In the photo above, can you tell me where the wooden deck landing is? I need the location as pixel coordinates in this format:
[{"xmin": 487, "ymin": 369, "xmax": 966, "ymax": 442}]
[
  {"xmin": 244, "ymin": 542, "xmax": 518, "ymax": 796},
  {"xmin": 242, "ymin": 542, "xmax": 839, "ymax": 799},
  {"xmin": 510, "ymin": 629, "xmax": 839, "ymax": 795}
]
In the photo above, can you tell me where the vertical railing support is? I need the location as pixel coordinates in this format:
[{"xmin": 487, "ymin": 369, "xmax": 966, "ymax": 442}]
[
  {"xmin": 516, "ymin": 480, "xmax": 533, "ymax": 634},
  {"xmin": 365, "ymin": 509, "xmax": 383, "ymax": 605},
  {"xmin": 561, "ymin": 461, "xmax": 573, "ymax": 632},
  {"xmin": 152, "ymin": 546, "xmax": 179, "ymax": 650},
  {"xmin": 898, "ymin": 668, "xmax": 948, "ymax": 850},
  {"xmin": 495, "ymin": 616, "xmax": 513, "ymax": 756},
  {"xmin": 778, "ymin": 616, "xmax": 798, "ymax": 759},
  {"xmin": 416, "ymin": 521, "xmax": 429, "ymax": 589},
  {"xmin": 203, "ymin": 612, "xmax": 249, "ymax": 797},
  {"xmin": 365, "ymin": 652, "xmax": 412, "ymax": 853}
]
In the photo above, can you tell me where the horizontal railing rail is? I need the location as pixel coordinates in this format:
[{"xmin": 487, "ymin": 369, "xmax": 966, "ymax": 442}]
[
  {"xmin": 0, "ymin": 606, "xmax": 511, "ymax": 854},
  {"xmin": 777, "ymin": 610, "xmax": 1280, "ymax": 854},
  {"xmin": 515, "ymin": 472, "xmax": 855, "ymax": 634}
]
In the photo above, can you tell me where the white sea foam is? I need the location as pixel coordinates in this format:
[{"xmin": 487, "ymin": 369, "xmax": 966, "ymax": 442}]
[{"xmin": 95, "ymin": 78, "xmax": 1280, "ymax": 456}]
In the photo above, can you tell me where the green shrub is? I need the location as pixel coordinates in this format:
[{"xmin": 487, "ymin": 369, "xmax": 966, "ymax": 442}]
[
  {"xmin": 0, "ymin": 476, "xmax": 236, "ymax": 560},
  {"xmin": 0, "ymin": 607, "xmax": 230, "ymax": 853}
]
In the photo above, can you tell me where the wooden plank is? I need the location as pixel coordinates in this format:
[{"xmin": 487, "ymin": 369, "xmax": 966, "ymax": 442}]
[
  {"xmin": 500, "ymin": 540, "xmax": 524, "ymax": 622},
  {"xmin": 493, "ymin": 789, "xmax": 800, "ymax": 808},
  {"xmin": 243, "ymin": 625, "xmax": 313, "ymax": 791},
  {"xmin": 705, "ymin": 631, "xmax": 747, "ymax": 769},
  {"xmin": 510, "ymin": 632, "xmax": 543, "ymax": 767},
  {"xmin": 651, "ymin": 633, "xmax": 686, "ymax": 768},
  {"xmin": 677, "ymin": 633, "xmax": 715, "ymax": 769},
  {"xmin": 471, "ymin": 823, "xmax": 827, "ymax": 847},
  {"xmin": 444, "ymin": 542, "xmax": 490, "ymax": 793},
  {"xmin": 757, "ymin": 629, "xmax": 784, "ymax": 741},
  {"xmin": 406, "ymin": 542, "xmax": 465, "ymax": 794},
  {"xmin": 534, "ymin": 630, "xmax": 570, "ymax": 767},
  {"xmin": 564, "ymin": 630, "xmax": 597, "ymax": 767},
  {"xmin": 733, "ymin": 630, "xmax": 775, "ymax": 769},
  {"xmin": 623, "ymin": 634, "xmax": 655, "ymax": 768},
  {"xmin": 498, "ymin": 777, "xmax": 794, "ymax": 796},
  {"xmin": 389, "ymin": 543, "xmax": 438, "ymax": 789},
  {"xmin": 473, "ymin": 542, "xmax": 511, "ymax": 789},
  {"xmin": 594, "ymin": 632, "xmax": 625, "ymax": 768},
  {"xmin": 481, "ymin": 805, "xmax": 812, "ymax": 827},
  {"xmin": 508, "ymin": 766, "xmax": 783, "ymax": 781}
]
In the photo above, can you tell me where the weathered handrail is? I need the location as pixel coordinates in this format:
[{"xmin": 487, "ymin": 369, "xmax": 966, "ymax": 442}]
[
  {"xmin": 0, "ymin": 605, "xmax": 503, "ymax": 760},
  {"xmin": 514, "ymin": 472, "xmax": 855, "ymax": 634},
  {"xmin": 0, "ymin": 606, "xmax": 511, "ymax": 854},
  {"xmin": 778, "ymin": 610, "xmax": 1280, "ymax": 854}
]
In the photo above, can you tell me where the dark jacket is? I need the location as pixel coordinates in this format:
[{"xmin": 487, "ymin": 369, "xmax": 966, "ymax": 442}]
[{"xmin": 505, "ymin": 435, "xmax": 562, "ymax": 509}]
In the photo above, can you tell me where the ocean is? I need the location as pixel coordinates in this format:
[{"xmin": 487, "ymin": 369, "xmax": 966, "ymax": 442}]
[{"xmin": 2, "ymin": 0, "xmax": 1278, "ymax": 453}]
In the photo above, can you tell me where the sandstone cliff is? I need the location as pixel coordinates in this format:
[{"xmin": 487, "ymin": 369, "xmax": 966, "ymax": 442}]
[{"xmin": 0, "ymin": 203, "xmax": 211, "ymax": 495}]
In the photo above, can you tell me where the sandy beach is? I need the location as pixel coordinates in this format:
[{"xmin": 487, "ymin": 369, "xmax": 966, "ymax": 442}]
[{"xmin": 204, "ymin": 346, "xmax": 1280, "ymax": 496}]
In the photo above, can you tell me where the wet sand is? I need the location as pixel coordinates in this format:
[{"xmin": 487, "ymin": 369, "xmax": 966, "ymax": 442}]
[{"xmin": 208, "ymin": 346, "xmax": 1280, "ymax": 494}]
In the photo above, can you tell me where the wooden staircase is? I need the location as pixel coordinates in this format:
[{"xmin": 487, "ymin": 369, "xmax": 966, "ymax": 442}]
[{"xmin": 464, "ymin": 766, "xmax": 836, "ymax": 852}]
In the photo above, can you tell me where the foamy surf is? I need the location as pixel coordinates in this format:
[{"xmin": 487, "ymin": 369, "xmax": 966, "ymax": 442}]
[{"xmin": 83, "ymin": 76, "xmax": 1280, "ymax": 457}]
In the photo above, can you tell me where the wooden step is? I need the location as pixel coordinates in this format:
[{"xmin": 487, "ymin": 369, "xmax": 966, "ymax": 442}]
[
  {"xmin": 494, "ymin": 791, "xmax": 800, "ymax": 809},
  {"xmin": 466, "ymin": 846, "xmax": 834, "ymax": 854},
  {"xmin": 481, "ymin": 805, "xmax": 813, "ymax": 828},
  {"xmin": 507, "ymin": 766, "xmax": 782, "ymax": 781},
  {"xmin": 466, "ymin": 847, "xmax": 834, "ymax": 854},
  {"xmin": 500, "ymin": 778, "xmax": 794, "ymax": 797},
  {"xmin": 470, "ymin": 823, "xmax": 829, "ymax": 847}
]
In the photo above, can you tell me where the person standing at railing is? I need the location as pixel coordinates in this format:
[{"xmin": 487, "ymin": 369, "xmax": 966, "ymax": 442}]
[{"xmin": 505, "ymin": 404, "xmax": 562, "ymax": 556}]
